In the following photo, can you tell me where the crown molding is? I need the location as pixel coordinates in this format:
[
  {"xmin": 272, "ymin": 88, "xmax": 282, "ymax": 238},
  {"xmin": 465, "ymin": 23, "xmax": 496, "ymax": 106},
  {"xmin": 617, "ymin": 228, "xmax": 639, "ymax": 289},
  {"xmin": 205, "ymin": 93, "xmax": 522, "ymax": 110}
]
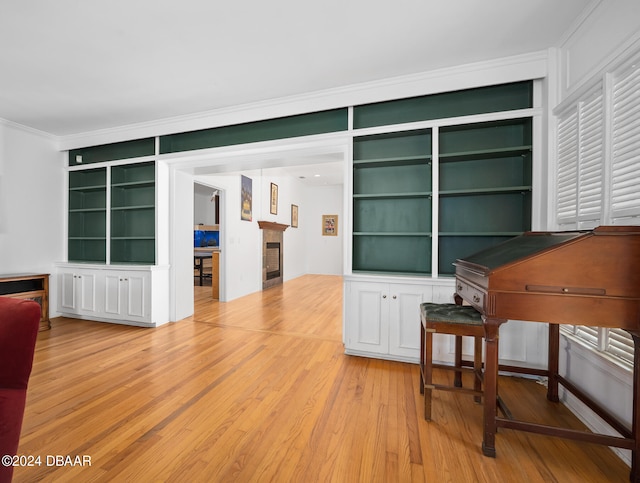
[
  {"xmin": 0, "ymin": 116, "xmax": 58, "ymax": 144},
  {"xmin": 58, "ymin": 50, "xmax": 548, "ymax": 151}
]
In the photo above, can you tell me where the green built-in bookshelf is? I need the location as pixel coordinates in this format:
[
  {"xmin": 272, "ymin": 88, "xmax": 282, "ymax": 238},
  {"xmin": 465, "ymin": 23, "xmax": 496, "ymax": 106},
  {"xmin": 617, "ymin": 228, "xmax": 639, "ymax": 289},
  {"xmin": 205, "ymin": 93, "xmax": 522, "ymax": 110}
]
[
  {"xmin": 351, "ymin": 81, "xmax": 533, "ymax": 276},
  {"xmin": 438, "ymin": 118, "xmax": 532, "ymax": 274},
  {"xmin": 110, "ymin": 162, "xmax": 156, "ymax": 264},
  {"xmin": 68, "ymin": 167, "xmax": 107, "ymax": 262},
  {"xmin": 352, "ymin": 129, "xmax": 433, "ymax": 274},
  {"xmin": 68, "ymin": 162, "xmax": 156, "ymax": 264}
]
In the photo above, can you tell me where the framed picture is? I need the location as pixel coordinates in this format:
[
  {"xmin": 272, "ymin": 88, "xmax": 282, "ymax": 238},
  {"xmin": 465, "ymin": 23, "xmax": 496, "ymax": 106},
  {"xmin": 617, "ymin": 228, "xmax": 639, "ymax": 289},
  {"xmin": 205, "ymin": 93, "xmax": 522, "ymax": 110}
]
[
  {"xmin": 291, "ymin": 204, "xmax": 298, "ymax": 228},
  {"xmin": 241, "ymin": 175, "xmax": 252, "ymax": 221},
  {"xmin": 322, "ymin": 214, "xmax": 338, "ymax": 236},
  {"xmin": 270, "ymin": 183, "xmax": 278, "ymax": 215}
]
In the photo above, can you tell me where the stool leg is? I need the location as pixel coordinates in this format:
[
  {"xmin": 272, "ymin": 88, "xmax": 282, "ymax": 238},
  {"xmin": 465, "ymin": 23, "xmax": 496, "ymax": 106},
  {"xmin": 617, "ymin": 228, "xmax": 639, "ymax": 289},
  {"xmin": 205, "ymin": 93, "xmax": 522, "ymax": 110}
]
[
  {"xmin": 424, "ymin": 328, "xmax": 434, "ymax": 421},
  {"xmin": 473, "ymin": 335, "xmax": 482, "ymax": 404},
  {"xmin": 454, "ymin": 335, "xmax": 463, "ymax": 387}
]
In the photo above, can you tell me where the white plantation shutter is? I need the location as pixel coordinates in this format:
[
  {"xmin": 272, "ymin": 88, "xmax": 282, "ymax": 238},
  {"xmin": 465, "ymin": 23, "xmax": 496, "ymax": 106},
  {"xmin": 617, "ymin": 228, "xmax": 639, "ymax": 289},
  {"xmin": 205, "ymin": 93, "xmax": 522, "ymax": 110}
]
[
  {"xmin": 606, "ymin": 329, "xmax": 635, "ymax": 364},
  {"xmin": 611, "ymin": 63, "xmax": 640, "ymax": 218},
  {"xmin": 556, "ymin": 110, "xmax": 578, "ymax": 222},
  {"xmin": 555, "ymin": 56, "xmax": 640, "ymax": 369},
  {"xmin": 574, "ymin": 325, "xmax": 599, "ymax": 348},
  {"xmin": 577, "ymin": 92, "xmax": 603, "ymax": 220}
]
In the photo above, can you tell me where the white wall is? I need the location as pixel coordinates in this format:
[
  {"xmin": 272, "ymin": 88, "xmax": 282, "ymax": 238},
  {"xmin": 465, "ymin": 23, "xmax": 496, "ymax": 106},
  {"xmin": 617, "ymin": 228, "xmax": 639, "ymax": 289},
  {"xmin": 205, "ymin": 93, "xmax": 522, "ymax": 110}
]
[
  {"xmin": 194, "ymin": 169, "xmax": 343, "ymax": 302},
  {"xmin": 194, "ymin": 191, "xmax": 216, "ymax": 226},
  {"xmin": 0, "ymin": 122, "xmax": 64, "ymax": 308},
  {"xmin": 303, "ymin": 184, "xmax": 343, "ymax": 275},
  {"xmin": 558, "ymin": 0, "xmax": 640, "ymax": 99}
]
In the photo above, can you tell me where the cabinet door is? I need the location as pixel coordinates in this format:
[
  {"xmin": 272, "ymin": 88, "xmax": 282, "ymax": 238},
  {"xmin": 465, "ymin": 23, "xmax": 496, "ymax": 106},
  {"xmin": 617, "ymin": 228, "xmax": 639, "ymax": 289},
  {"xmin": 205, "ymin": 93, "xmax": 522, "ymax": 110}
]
[
  {"xmin": 77, "ymin": 272, "xmax": 97, "ymax": 314},
  {"xmin": 104, "ymin": 271, "xmax": 149, "ymax": 321},
  {"xmin": 60, "ymin": 271, "xmax": 77, "ymax": 311},
  {"xmin": 124, "ymin": 273, "xmax": 147, "ymax": 319},
  {"xmin": 345, "ymin": 281, "xmax": 390, "ymax": 355},
  {"xmin": 388, "ymin": 284, "xmax": 432, "ymax": 359},
  {"xmin": 59, "ymin": 271, "xmax": 96, "ymax": 314}
]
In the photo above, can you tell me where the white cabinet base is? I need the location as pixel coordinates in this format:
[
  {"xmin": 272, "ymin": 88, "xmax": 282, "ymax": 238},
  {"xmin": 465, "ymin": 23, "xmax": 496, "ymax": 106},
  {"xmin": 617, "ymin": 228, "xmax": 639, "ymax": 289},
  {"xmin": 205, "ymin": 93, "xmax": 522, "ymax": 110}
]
[
  {"xmin": 344, "ymin": 275, "xmax": 456, "ymax": 364},
  {"xmin": 56, "ymin": 263, "xmax": 169, "ymax": 327}
]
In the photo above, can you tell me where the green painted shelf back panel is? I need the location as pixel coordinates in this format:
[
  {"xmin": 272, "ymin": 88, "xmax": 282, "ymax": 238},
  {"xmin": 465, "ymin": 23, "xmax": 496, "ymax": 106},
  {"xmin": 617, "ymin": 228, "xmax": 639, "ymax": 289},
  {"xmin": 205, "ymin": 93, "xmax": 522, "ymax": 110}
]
[
  {"xmin": 69, "ymin": 138, "xmax": 155, "ymax": 166},
  {"xmin": 69, "ymin": 167, "xmax": 107, "ymax": 189},
  {"xmin": 440, "ymin": 155, "xmax": 531, "ymax": 191},
  {"xmin": 69, "ymin": 189, "xmax": 106, "ymax": 210},
  {"xmin": 440, "ymin": 192, "xmax": 531, "ymax": 233},
  {"xmin": 160, "ymin": 108, "xmax": 348, "ymax": 154},
  {"xmin": 111, "ymin": 209, "xmax": 155, "ymax": 238},
  {"xmin": 353, "ymin": 81, "xmax": 533, "ymax": 129},
  {"xmin": 68, "ymin": 239, "xmax": 106, "ymax": 263},
  {"xmin": 353, "ymin": 129, "xmax": 431, "ymax": 160},
  {"xmin": 69, "ymin": 211, "xmax": 107, "ymax": 238},
  {"xmin": 111, "ymin": 240, "xmax": 155, "ymax": 264},
  {"xmin": 354, "ymin": 163, "xmax": 431, "ymax": 195},
  {"xmin": 354, "ymin": 198, "xmax": 431, "ymax": 233},
  {"xmin": 353, "ymin": 235, "xmax": 431, "ymax": 274},
  {"xmin": 111, "ymin": 161, "xmax": 155, "ymax": 184},
  {"xmin": 111, "ymin": 185, "xmax": 155, "ymax": 208},
  {"xmin": 440, "ymin": 119, "xmax": 532, "ymax": 154}
]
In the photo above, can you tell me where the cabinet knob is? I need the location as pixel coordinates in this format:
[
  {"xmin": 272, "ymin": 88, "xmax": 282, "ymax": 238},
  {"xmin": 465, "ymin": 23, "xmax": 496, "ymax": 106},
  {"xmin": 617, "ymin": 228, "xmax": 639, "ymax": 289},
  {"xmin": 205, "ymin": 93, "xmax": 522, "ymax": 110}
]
[
  {"xmin": 382, "ymin": 294, "xmax": 387, "ymax": 299},
  {"xmin": 473, "ymin": 295, "xmax": 480, "ymax": 303},
  {"xmin": 392, "ymin": 295, "xmax": 397, "ymax": 299}
]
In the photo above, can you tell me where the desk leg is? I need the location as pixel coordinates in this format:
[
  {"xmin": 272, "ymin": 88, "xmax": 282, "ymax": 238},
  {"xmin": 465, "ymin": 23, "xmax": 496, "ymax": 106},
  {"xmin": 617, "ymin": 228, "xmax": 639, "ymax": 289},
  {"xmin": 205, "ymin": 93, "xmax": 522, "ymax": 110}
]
[
  {"xmin": 547, "ymin": 323, "xmax": 560, "ymax": 402},
  {"xmin": 482, "ymin": 317, "xmax": 506, "ymax": 458},
  {"xmin": 629, "ymin": 331, "xmax": 640, "ymax": 482}
]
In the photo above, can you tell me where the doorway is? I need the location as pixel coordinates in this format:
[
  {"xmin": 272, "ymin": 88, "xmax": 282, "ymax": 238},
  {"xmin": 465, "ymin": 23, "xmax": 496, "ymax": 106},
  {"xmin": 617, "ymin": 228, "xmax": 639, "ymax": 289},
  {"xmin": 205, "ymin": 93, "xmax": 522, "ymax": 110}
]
[
  {"xmin": 193, "ymin": 182, "xmax": 223, "ymax": 301},
  {"xmin": 169, "ymin": 136, "xmax": 350, "ymax": 322}
]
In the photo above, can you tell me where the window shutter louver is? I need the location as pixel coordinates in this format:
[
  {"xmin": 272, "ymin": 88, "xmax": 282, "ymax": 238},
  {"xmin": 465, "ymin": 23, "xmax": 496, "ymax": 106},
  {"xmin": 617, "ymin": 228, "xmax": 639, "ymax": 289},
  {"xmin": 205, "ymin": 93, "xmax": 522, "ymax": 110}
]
[
  {"xmin": 575, "ymin": 325, "xmax": 599, "ymax": 348},
  {"xmin": 578, "ymin": 92, "xmax": 604, "ymax": 220},
  {"xmin": 611, "ymin": 64, "xmax": 640, "ymax": 218},
  {"xmin": 556, "ymin": 110, "xmax": 578, "ymax": 222},
  {"xmin": 606, "ymin": 329, "xmax": 635, "ymax": 364}
]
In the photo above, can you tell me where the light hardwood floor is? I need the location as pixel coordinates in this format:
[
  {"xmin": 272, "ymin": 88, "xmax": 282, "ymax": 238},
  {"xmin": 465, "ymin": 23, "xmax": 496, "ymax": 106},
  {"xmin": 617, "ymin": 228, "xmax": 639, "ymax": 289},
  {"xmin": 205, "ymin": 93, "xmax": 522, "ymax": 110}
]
[{"xmin": 13, "ymin": 274, "xmax": 630, "ymax": 482}]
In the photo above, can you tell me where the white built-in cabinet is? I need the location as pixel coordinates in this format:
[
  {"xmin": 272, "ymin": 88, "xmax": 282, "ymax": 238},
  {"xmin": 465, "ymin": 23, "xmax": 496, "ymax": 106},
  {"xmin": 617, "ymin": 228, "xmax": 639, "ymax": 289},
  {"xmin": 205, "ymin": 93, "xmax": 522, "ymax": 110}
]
[
  {"xmin": 57, "ymin": 264, "xmax": 169, "ymax": 327},
  {"xmin": 344, "ymin": 276, "xmax": 455, "ymax": 363}
]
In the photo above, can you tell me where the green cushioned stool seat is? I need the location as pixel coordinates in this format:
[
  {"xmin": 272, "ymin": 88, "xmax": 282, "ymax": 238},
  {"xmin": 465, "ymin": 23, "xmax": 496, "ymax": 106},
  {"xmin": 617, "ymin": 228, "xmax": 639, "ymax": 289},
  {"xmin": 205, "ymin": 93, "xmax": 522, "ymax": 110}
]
[
  {"xmin": 419, "ymin": 299, "xmax": 484, "ymax": 421},
  {"xmin": 420, "ymin": 303, "xmax": 483, "ymax": 325}
]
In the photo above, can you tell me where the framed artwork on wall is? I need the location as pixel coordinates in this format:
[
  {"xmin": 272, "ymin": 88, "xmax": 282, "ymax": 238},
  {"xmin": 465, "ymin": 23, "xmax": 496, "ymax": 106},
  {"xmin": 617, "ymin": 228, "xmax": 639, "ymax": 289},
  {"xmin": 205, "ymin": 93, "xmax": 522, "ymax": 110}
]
[
  {"xmin": 270, "ymin": 183, "xmax": 278, "ymax": 215},
  {"xmin": 241, "ymin": 175, "xmax": 252, "ymax": 221},
  {"xmin": 322, "ymin": 214, "xmax": 338, "ymax": 236},
  {"xmin": 291, "ymin": 204, "xmax": 298, "ymax": 228}
]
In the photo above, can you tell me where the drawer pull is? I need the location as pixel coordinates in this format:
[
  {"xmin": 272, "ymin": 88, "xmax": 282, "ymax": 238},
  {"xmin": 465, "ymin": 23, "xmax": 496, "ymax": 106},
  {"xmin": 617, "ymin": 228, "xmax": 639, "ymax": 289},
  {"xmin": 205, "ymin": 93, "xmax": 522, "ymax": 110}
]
[{"xmin": 473, "ymin": 294, "xmax": 480, "ymax": 303}]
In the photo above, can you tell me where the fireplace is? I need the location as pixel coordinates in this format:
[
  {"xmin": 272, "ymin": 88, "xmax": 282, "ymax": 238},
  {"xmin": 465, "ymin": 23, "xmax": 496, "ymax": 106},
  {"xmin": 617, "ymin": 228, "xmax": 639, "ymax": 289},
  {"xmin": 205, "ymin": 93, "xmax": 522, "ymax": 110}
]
[
  {"xmin": 265, "ymin": 242, "xmax": 281, "ymax": 280},
  {"xmin": 258, "ymin": 221, "xmax": 288, "ymax": 289}
]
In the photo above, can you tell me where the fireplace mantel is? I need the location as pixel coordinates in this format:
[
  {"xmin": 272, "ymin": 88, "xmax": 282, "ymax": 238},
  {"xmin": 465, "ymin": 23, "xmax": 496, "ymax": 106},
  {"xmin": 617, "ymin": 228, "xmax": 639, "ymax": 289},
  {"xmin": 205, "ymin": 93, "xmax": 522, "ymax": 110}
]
[{"xmin": 258, "ymin": 221, "xmax": 289, "ymax": 232}]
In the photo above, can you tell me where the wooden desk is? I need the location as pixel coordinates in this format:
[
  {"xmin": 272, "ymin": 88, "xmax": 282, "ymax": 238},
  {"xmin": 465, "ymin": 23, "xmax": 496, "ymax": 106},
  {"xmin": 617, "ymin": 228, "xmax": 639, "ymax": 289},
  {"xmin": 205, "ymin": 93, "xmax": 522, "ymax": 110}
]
[
  {"xmin": 454, "ymin": 226, "xmax": 640, "ymax": 481},
  {"xmin": 0, "ymin": 273, "xmax": 50, "ymax": 331}
]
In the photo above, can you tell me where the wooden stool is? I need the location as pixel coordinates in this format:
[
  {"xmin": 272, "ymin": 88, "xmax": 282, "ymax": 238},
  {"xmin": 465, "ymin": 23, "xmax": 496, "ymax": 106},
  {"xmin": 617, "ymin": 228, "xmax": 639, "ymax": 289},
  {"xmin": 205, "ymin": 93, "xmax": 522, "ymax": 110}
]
[{"xmin": 419, "ymin": 300, "xmax": 484, "ymax": 421}]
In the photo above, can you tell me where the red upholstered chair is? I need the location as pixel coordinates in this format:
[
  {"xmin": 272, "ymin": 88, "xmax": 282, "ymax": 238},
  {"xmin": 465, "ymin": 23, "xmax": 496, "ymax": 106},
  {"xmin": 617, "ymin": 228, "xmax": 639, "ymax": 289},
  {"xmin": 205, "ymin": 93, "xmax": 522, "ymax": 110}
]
[{"xmin": 0, "ymin": 297, "xmax": 40, "ymax": 483}]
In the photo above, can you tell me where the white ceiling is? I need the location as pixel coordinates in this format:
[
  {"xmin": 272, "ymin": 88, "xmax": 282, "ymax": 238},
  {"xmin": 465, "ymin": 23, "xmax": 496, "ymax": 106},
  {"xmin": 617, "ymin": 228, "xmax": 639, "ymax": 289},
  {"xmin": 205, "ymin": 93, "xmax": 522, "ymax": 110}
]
[
  {"xmin": 2, "ymin": 1, "xmax": 591, "ymax": 187},
  {"xmin": 1, "ymin": 0, "xmax": 591, "ymax": 138}
]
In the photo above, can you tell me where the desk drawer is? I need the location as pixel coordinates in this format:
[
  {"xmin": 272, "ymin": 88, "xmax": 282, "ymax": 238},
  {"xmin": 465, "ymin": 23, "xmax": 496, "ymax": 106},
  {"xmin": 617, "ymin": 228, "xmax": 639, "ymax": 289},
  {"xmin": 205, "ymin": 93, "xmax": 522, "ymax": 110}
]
[{"xmin": 455, "ymin": 279, "xmax": 485, "ymax": 310}]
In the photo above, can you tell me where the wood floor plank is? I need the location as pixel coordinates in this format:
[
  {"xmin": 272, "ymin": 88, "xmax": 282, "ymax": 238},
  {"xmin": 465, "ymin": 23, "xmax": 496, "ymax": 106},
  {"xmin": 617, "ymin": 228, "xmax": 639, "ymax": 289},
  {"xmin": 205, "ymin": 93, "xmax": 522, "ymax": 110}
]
[{"xmin": 11, "ymin": 274, "xmax": 631, "ymax": 482}]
